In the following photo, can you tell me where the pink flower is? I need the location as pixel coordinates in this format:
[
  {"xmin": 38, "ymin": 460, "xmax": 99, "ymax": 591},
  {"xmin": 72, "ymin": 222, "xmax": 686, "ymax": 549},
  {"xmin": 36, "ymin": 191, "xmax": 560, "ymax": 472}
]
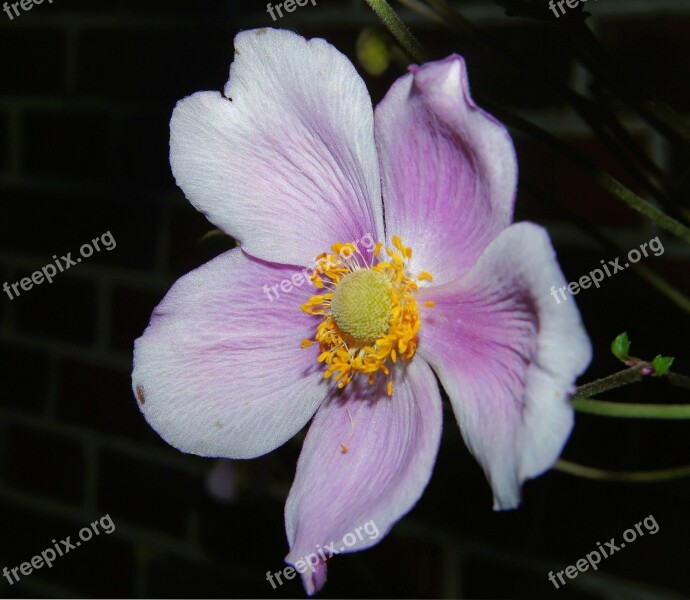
[{"xmin": 132, "ymin": 28, "xmax": 591, "ymax": 595}]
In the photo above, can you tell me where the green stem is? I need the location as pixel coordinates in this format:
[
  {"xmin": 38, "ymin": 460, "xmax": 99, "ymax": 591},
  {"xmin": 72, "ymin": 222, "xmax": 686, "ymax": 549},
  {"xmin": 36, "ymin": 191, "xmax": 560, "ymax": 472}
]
[
  {"xmin": 570, "ymin": 366, "xmax": 646, "ymax": 402},
  {"xmin": 364, "ymin": 0, "xmax": 429, "ymax": 63},
  {"xmin": 555, "ymin": 460, "xmax": 690, "ymax": 482},
  {"xmin": 570, "ymin": 364, "xmax": 690, "ymax": 419},
  {"xmin": 485, "ymin": 103, "xmax": 690, "ymax": 244},
  {"xmin": 572, "ymin": 398, "xmax": 690, "ymax": 419},
  {"xmin": 380, "ymin": 0, "xmax": 690, "ymax": 241},
  {"xmin": 668, "ymin": 372, "xmax": 690, "ymax": 391},
  {"xmin": 395, "ymin": 0, "xmax": 442, "ymax": 23},
  {"xmin": 523, "ymin": 181, "xmax": 690, "ymax": 315},
  {"xmin": 630, "ymin": 262, "xmax": 690, "ymax": 315},
  {"xmin": 572, "ymin": 364, "xmax": 690, "ymax": 403},
  {"xmin": 426, "ymin": 0, "xmax": 669, "ymax": 193},
  {"xmin": 568, "ymin": 21, "xmax": 690, "ymax": 145}
]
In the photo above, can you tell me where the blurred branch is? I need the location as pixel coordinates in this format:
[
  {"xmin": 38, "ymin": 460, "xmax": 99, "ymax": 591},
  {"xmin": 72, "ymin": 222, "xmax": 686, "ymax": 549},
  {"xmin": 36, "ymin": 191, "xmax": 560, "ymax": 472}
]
[
  {"xmin": 572, "ymin": 365, "xmax": 690, "ymax": 402},
  {"xmin": 629, "ymin": 262, "xmax": 690, "ymax": 316},
  {"xmin": 555, "ymin": 460, "xmax": 690, "ymax": 482},
  {"xmin": 421, "ymin": 0, "xmax": 684, "ymax": 219},
  {"xmin": 487, "ymin": 104, "xmax": 690, "ymax": 244},
  {"xmin": 572, "ymin": 398, "xmax": 690, "ymax": 420},
  {"xmin": 571, "ymin": 365, "xmax": 648, "ymax": 402},
  {"xmin": 364, "ymin": 0, "xmax": 429, "ymax": 62},
  {"xmin": 522, "ymin": 181, "xmax": 690, "ymax": 315},
  {"xmin": 395, "ymin": 0, "xmax": 442, "ymax": 23},
  {"xmin": 371, "ymin": 0, "xmax": 690, "ymax": 241},
  {"xmin": 487, "ymin": 1, "xmax": 690, "ymax": 144},
  {"xmin": 566, "ymin": 20, "xmax": 690, "ymax": 145}
]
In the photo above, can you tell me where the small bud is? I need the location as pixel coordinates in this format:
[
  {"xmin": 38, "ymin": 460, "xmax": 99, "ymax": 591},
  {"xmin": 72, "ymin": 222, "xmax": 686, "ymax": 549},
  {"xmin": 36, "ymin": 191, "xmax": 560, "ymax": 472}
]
[
  {"xmin": 651, "ymin": 355, "xmax": 674, "ymax": 377},
  {"xmin": 611, "ymin": 332, "xmax": 631, "ymax": 362}
]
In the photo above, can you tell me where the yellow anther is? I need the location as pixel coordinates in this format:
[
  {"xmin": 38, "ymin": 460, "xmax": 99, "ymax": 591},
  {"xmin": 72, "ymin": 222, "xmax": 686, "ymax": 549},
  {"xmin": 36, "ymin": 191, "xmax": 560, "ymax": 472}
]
[{"xmin": 301, "ymin": 236, "xmax": 431, "ymax": 394}]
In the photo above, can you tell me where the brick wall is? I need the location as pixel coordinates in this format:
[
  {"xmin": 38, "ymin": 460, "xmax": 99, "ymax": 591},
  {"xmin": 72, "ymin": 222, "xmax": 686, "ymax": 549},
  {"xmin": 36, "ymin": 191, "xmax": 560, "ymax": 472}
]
[{"xmin": 0, "ymin": 0, "xmax": 689, "ymax": 598}]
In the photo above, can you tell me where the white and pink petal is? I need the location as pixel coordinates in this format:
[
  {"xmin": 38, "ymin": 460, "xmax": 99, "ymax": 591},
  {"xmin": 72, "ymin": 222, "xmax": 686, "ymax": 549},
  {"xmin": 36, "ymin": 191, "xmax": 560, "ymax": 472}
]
[
  {"xmin": 284, "ymin": 359, "xmax": 442, "ymax": 595},
  {"xmin": 132, "ymin": 248, "xmax": 329, "ymax": 459},
  {"xmin": 170, "ymin": 28, "xmax": 384, "ymax": 268},
  {"xmin": 417, "ymin": 223, "xmax": 592, "ymax": 509},
  {"xmin": 375, "ymin": 55, "xmax": 517, "ymax": 284}
]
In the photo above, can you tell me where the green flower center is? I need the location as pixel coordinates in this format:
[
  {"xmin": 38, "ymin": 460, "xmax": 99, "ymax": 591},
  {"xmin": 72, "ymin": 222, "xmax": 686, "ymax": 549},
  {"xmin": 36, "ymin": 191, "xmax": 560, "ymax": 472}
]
[{"xmin": 330, "ymin": 269, "xmax": 392, "ymax": 345}]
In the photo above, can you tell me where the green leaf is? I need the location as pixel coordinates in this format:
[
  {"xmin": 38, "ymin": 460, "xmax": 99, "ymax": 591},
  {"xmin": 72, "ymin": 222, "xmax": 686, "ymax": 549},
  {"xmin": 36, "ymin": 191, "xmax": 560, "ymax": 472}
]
[
  {"xmin": 652, "ymin": 355, "xmax": 674, "ymax": 376},
  {"xmin": 611, "ymin": 332, "xmax": 631, "ymax": 362}
]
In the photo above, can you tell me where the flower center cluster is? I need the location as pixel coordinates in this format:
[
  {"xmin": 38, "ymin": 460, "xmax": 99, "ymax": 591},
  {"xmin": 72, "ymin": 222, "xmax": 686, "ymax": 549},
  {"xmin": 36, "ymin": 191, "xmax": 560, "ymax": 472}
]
[
  {"xmin": 301, "ymin": 236, "xmax": 433, "ymax": 395},
  {"xmin": 330, "ymin": 269, "xmax": 392, "ymax": 345}
]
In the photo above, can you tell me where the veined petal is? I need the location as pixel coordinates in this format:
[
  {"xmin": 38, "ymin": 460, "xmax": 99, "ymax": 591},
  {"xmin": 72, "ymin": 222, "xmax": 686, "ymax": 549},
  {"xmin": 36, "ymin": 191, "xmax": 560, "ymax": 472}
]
[
  {"xmin": 375, "ymin": 55, "xmax": 517, "ymax": 285},
  {"xmin": 284, "ymin": 359, "xmax": 442, "ymax": 596},
  {"xmin": 417, "ymin": 223, "xmax": 591, "ymax": 509},
  {"xmin": 132, "ymin": 248, "xmax": 329, "ymax": 459},
  {"xmin": 170, "ymin": 28, "xmax": 384, "ymax": 267}
]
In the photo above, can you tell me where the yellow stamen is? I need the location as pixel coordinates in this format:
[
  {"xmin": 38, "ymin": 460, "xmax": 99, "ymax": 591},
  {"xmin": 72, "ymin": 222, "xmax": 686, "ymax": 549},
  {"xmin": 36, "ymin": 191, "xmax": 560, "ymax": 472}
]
[
  {"xmin": 300, "ymin": 237, "xmax": 430, "ymax": 396},
  {"xmin": 424, "ymin": 300, "xmax": 436, "ymax": 307}
]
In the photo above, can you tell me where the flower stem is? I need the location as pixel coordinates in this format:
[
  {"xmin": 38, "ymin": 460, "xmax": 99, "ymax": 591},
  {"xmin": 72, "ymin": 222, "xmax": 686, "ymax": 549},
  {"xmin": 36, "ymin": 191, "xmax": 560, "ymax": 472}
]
[
  {"xmin": 570, "ymin": 366, "xmax": 646, "ymax": 402},
  {"xmin": 424, "ymin": 0, "xmax": 681, "ymax": 217},
  {"xmin": 629, "ymin": 262, "xmax": 690, "ymax": 316},
  {"xmin": 378, "ymin": 0, "xmax": 690, "ymax": 242},
  {"xmin": 573, "ymin": 364, "xmax": 690, "ymax": 401},
  {"xmin": 570, "ymin": 363, "xmax": 690, "ymax": 419},
  {"xmin": 483, "ymin": 103, "xmax": 690, "ymax": 244},
  {"xmin": 555, "ymin": 460, "xmax": 690, "ymax": 482},
  {"xmin": 364, "ymin": 0, "xmax": 429, "ymax": 63},
  {"xmin": 572, "ymin": 398, "xmax": 690, "ymax": 419},
  {"xmin": 567, "ymin": 21, "xmax": 690, "ymax": 145},
  {"xmin": 523, "ymin": 181, "xmax": 690, "ymax": 315}
]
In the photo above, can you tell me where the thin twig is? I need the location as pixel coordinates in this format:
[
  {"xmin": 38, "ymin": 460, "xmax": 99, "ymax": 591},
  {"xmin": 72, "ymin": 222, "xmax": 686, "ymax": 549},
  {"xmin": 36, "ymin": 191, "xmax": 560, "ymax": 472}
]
[{"xmin": 555, "ymin": 460, "xmax": 690, "ymax": 482}]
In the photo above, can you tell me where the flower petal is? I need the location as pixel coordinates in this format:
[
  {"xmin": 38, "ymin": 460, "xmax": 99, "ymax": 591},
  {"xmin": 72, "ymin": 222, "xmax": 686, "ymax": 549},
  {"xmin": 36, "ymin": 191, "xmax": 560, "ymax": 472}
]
[
  {"xmin": 284, "ymin": 359, "xmax": 442, "ymax": 596},
  {"xmin": 132, "ymin": 248, "xmax": 329, "ymax": 459},
  {"xmin": 375, "ymin": 55, "xmax": 517, "ymax": 284},
  {"xmin": 417, "ymin": 223, "xmax": 592, "ymax": 509},
  {"xmin": 300, "ymin": 561, "xmax": 327, "ymax": 597},
  {"xmin": 170, "ymin": 28, "xmax": 383, "ymax": 267}
]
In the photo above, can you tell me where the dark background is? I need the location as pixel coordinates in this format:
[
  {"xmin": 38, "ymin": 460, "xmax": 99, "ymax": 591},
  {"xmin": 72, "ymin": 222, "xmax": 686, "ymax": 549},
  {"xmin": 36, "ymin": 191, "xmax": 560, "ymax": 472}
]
[{"xmin": 0, "ymin": 0, "xmax": 689, "ymax": 598}]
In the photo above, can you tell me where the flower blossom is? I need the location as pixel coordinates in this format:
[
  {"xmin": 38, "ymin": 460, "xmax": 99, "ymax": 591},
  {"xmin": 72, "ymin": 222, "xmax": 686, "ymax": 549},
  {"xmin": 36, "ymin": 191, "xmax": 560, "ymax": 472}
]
[{"xmin": 132, "ymin": 28, "xmax": 591, "ymax": 595}]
